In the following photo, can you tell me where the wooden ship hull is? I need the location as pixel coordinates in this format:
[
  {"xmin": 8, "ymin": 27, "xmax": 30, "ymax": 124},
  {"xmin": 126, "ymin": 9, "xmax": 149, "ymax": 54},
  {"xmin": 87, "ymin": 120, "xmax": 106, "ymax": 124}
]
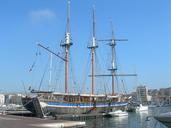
[{"xmin": 22, "ymin": 93, "xmax": 129, "ymax": 116}]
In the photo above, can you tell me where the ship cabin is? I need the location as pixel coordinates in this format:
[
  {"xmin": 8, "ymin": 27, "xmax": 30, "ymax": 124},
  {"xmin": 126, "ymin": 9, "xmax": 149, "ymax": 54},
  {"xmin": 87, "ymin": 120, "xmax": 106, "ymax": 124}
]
[{"xmin": 37, "ymin": 92, "xmax": 121, "ymax": 104}]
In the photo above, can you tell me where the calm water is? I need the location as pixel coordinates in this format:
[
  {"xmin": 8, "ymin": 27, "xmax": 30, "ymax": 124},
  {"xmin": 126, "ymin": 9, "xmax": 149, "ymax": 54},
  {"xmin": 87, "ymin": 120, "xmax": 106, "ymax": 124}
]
[{"xmin": 85, "ymin": 107, "xmax": 171, "ymax": 128}]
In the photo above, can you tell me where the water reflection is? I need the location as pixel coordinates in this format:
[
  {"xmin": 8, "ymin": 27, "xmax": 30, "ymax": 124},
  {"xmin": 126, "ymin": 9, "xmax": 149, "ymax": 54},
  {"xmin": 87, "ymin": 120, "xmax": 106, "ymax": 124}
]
[{"xmin": 86, "ymin": 108, "xmax": 169, "ymax": 128}]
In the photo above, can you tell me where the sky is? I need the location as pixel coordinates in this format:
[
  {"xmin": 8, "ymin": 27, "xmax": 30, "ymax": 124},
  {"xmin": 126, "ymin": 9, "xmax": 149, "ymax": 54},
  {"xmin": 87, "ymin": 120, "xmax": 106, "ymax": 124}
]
[{"xmin": 0, "ymin": 0, "xmax": 171, "ymax": 94}]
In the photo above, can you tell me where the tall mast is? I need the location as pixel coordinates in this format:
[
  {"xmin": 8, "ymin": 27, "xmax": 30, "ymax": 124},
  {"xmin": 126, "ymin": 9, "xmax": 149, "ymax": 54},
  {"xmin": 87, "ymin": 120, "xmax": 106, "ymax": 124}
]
[
  {"xmin": 67, "ymin": 0, "xmax": 70, "ymax": 34},
  {"xmin": 48, "ymin": 53, "xmax": 52, "ymax": 91},
  {"xmin": 109, "ymin": 23, "xmax": 117, "ymax": 95},
  {"xmin": 37, "ymin": 1, "xmax": 70, "ymax": 93},
  {"xmin": 61, "ymin": 0, "xmax": 72, "ymax": 93},
  {"xmin": 88, "ymin": 7, "xmax": 98, "ymax": 95},
  {"xmin": 96, "ymin": 23, "xmax": 129, "ymax": 96}
]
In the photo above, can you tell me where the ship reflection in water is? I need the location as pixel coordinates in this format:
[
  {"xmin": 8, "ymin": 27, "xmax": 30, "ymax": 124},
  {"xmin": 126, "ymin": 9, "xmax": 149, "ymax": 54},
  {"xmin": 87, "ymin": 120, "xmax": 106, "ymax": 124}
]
[{"xmin": 86, "ymin": 107, "xmax": 169, "ymax": 128}]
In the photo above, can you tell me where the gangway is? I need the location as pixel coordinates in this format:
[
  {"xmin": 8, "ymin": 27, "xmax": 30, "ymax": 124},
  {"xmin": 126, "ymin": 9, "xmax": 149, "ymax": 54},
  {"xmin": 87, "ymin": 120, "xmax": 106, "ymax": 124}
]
[{"xmin": 32, "ymin": 97, "xmax": 45, "ymax": 118}]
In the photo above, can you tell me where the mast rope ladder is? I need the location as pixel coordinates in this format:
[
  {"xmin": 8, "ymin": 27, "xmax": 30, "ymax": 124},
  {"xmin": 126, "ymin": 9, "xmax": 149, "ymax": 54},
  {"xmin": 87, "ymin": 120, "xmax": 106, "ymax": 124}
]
[
  {"xmin": 94, "ymin": 51, "xmax": 107, "ymax": 94},
  {"xmin": 69, "ymin": 52, "xmax": 78, "ymax": 93},
  {"xmin": 54, "ymin": 60, "xmax": 63, "ymax": 91},
  {"xmin": 80, "ymin": 52, "xmax": 91, "ymax": 94}
]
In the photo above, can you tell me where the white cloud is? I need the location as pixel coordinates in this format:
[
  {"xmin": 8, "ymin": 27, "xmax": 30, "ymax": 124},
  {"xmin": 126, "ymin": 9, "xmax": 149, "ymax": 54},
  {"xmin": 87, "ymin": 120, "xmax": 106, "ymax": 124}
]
[{"xmin": 29, "ymin": 9, "xmax": 56, "ymax": 23}]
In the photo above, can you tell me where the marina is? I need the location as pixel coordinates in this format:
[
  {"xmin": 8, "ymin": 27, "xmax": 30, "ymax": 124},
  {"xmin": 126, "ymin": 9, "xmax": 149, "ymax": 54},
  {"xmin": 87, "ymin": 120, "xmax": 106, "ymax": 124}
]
[
  {"xmin": 84, "ymin": 106, "xmax": 171, "ymax": 128},
  {"xmin": 0, "ymin": 107, "xmax": 170, "ymax": 128}
]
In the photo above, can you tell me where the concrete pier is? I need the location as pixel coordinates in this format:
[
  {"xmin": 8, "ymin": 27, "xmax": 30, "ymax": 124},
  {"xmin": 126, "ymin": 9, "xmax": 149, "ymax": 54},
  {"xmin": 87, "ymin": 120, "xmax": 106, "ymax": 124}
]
[
  {"xmin": 0, "ymin": 114, "xmax": 86, "ymax": 128},
  {"xmin": 55, "ymin": 113, "xmax": 107, "ymax": 120}
]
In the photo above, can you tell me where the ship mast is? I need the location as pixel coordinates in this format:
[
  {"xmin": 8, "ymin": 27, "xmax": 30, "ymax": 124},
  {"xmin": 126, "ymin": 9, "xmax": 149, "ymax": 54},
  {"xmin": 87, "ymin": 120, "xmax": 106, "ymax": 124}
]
[
  {"xmin": 108, "ymin": 24, "xmax": 129, "ymax": 95},
  {"xmin": 37, "ymin": 1, "xmax": 71, "ymax": 93},
  {"xmin": 61, "ymin": 0, "xmax": 72, "ymax": 93},
  {"xmin": 88, "ymin": 7, "xmax": 98, "ymax": 95},
  {"xmin": 95, "ymin": 23, "xmax": 136, "ymax": 96},
  {"xmin": 48, "ymin": 53, "xmax": 52, "ymax": 91},
  {"xmin": 109, "ymin": 24, "xmax": 117, "ymax": 95}
]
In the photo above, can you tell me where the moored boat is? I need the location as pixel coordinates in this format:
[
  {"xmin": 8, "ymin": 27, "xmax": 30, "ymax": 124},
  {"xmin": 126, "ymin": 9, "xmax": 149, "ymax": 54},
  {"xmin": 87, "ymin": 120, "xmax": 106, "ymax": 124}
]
[
  {"xmin": 107, "ymin": 110, "xmax": 128, "ymax": 117},
  {"xmin": 136, "ymin": 104, "xmax": 148, "ymax": 112}
]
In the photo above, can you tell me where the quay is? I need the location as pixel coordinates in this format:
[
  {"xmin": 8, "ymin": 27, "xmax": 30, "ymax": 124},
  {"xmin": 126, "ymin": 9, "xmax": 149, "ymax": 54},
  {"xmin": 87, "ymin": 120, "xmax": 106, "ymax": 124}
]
[
  {"xmin": 55, "ymin": 113, "xmax": 107, "ymax": 120},
  {"xmin": 0, "ymin": 113, "xmax": 86, "ymax": 128}
]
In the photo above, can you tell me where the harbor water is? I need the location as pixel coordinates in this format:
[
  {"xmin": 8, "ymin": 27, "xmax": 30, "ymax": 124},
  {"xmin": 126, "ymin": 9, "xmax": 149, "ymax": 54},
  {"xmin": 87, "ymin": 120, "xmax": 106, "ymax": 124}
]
[
  {"xmin": 85, "ymin": 107, "xmax": 170, "ymax": 128},
  {"xmin": 1, "ymin": 106, "xmax": 170, "ymax": 128}
]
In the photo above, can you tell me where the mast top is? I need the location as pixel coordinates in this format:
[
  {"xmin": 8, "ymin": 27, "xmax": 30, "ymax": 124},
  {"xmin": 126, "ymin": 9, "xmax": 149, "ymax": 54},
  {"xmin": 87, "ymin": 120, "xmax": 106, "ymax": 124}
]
[
  {"xmin": 67, "ymin": 0, "xmax": 70, "ymax": 34},
  {"xmin": 111, "ymin": 22, "xmax": 116, "ymax": 46},
  {"xmin": 88, "ymin": 6, "xmax": 98, "ymax": 49},
  {"xmin": 61, "ymin": 0, "xmax": 72, "ymax": 47},
  {"xmin": 93, "ymin": 6, "xmax": 95, "ymax": 39}
]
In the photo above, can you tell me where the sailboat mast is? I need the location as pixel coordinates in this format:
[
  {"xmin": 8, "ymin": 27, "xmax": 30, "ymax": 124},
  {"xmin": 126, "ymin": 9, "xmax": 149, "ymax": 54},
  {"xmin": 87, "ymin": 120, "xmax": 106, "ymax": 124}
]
[
  {"xmin": 111, "ymin": 25, "xmax": 117, "ymax": 95},
  {"xmin": 65, "ymin": 0, "xmax": 70, "ymax": 93},
  {"xmin": 48, "ymin": 53, "xmax": 52, "ymax": 91},
  {"xmin": 65, "ymin": 49, "xmax": 68, "ymax": 93},
  {"xmin": 67, "ymin": 0, "xmax": 70, "ymax": 34},
  {"xmin": 61, "ymin": 0, "xmax": 72, "ymax": 93},
  {"xmin": 92, "ymin": 48, "xmax": 95, "ymax": 95},
  {"xmin": 92, "ymin": 8, "xmax": 95, "ymax": 95},
  {"xmin": 89, "ymin": 22, "xmax": 131, "ymax": 96},
  {"xmin": 88, "ymin": 7, "xmax": 98, "ymax": 95}
]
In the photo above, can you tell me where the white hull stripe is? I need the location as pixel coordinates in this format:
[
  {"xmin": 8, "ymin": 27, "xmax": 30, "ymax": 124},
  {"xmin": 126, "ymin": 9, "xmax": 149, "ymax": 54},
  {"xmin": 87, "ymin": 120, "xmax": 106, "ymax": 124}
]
[{"xmin": 45, "ymin": 102, "xmax": 128, "ymax": 108}]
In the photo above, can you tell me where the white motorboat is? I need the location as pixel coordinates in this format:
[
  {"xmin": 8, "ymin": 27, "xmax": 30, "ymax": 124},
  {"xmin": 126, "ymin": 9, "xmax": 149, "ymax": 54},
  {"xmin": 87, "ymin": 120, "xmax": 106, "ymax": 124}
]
[
  {"xmin": 136, "ymin": 104, "xmax": 148, "ymax": 112},
  {"xmin": 108, "ymin": 110, "xmax": 128, "ymax": 117}
]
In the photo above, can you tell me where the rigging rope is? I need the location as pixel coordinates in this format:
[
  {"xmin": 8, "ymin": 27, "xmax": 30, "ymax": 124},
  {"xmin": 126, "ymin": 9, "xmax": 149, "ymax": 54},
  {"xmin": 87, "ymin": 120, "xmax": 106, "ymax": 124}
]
[
  {"xmin": 121, "ymin": 79, "xmax": 127, "ymax": 94},
  {"xmin": 94, "ymin": 50, "xmax": 109, "ymax": 94},
  {"xmin": 28, "ymin": 48, "xmax": 42, "ymax": 90},
  {"xmin": 94, "ymin": 51, "xmax": 102, "ymax": 93},
  {"xmin": 80, "ymin": 51, "xmax": 91, "ymax": 94},
  {"xmin": 38, "ymin": 56, "xmax": 49, "ymax": 91},
  {"xmin": 53, "ymin": 59, "xmax": 63, "ymax": 92},
  {"xmin": 69, "ymin": 52, "xmax": 78, "ymax": 93},
  {"xmin": 29, "ymin": 48, "xmax": 41, "ymax": 72},
  {"xmin": 115, "ymin": 73, "xmax": 120, "ymax": 94},
  {"xmin": 53, "ymin": 47, "xmax": 65, "ymax": 92}
]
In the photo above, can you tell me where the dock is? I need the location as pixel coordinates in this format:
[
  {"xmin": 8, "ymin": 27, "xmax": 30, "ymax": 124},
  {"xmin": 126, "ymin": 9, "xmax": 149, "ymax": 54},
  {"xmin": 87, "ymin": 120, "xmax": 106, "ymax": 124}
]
[
  {"xmin": 55, "ymin": 113, "xmax": 107, "ymax": 120},
  {"xmin": 0, "ymin": 114, "xmax": 86, "ymax": 128}
]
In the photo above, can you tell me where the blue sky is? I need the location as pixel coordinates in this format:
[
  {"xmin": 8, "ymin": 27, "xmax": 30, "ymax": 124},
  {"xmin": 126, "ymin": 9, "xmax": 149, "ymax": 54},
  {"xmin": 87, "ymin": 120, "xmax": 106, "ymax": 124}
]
[{"xmin": 0, "ymin": 0, "xmax": 171, "ymax": 93}]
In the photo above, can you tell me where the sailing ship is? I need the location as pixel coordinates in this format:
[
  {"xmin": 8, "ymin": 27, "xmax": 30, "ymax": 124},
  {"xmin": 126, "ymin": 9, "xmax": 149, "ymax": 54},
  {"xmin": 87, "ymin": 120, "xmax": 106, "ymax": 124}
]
[{"xmin": 22, "ymin": 0, "xmax": 135, "ymax": 117}]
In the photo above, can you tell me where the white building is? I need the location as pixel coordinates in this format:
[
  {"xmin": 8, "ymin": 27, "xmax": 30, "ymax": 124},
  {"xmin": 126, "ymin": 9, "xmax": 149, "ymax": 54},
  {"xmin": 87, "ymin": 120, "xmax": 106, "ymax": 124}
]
[
  {"xmin": 5, "ymin": 94, "xmax": 23, "ymax": 105},
  {"xmin": 137, "ymin": 86, "xmax": 151, "ymax": 104},
  {"xmin": 0, "ymin": 94, "xmax": 5, "ymax": 105}
]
